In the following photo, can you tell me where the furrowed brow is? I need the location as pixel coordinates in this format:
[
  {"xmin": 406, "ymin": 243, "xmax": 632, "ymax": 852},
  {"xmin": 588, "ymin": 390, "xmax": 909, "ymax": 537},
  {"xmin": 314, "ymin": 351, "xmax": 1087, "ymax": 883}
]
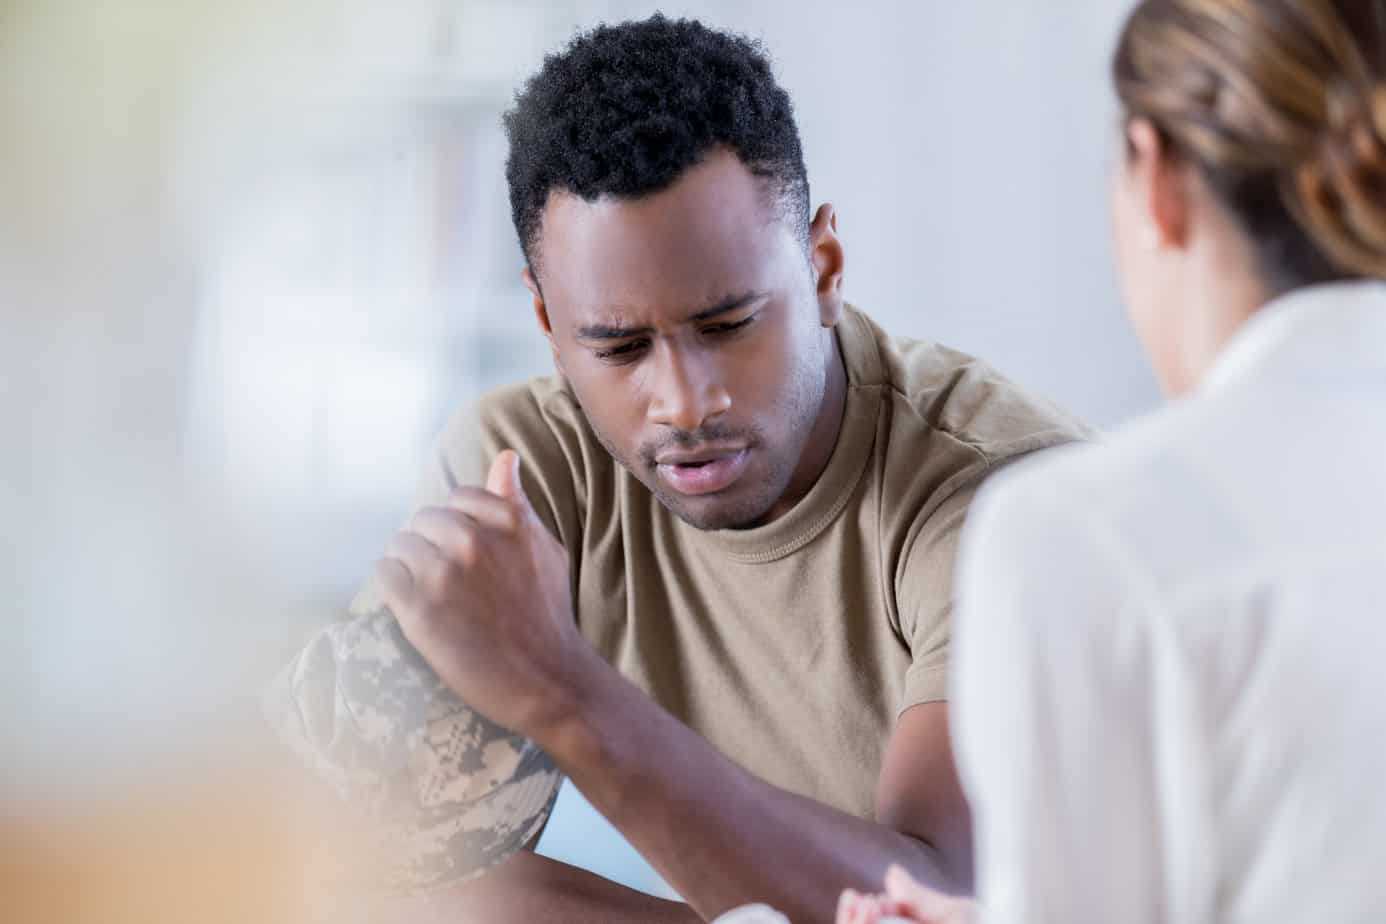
[
  {"xmin": 688, "ymin": 291, "xmax": 766, "ymax": 322},
  {"xmin": 575, "ymin": 321, "xmax": 651, "ymax": 340},
  {"xmin": 575, "ymin": 291, "xmax": 766, "ymax": 341}
]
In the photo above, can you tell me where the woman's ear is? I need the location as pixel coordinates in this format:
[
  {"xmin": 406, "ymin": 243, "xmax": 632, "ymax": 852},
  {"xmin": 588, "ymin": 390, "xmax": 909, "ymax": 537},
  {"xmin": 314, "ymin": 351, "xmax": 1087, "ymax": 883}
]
[
  {"xmin": 1126, "ymin": 118, "xmax": 1191, "ymax": 251},
  {"xmin": 809, "ymin": 203, "xmax": 845, "ymax": 327}
]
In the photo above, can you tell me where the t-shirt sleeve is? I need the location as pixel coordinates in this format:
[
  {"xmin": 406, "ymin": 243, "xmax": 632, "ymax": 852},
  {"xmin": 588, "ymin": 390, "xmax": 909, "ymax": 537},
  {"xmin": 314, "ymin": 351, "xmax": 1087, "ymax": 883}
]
[
  {"xmin": 894, "ymin": 450, "xmax": 1047, "ymax": 711},
  {"xmin": 894, "ymin": 473, "xmax": 986, "ymax": 710}
]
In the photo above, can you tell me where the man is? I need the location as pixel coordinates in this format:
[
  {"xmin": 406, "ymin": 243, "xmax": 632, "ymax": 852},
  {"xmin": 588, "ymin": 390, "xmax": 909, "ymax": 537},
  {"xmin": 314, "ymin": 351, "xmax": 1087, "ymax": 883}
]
[{"xmin": 361, "ymin": 15, "xmax": 1090, "ymax": 924}]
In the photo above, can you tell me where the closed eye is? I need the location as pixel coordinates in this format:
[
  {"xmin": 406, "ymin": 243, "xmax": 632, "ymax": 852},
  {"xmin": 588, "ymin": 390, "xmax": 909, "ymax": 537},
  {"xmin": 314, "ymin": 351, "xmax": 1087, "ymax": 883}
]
[
  {"xmin": 703, "ymin": 315, "xmax": 756, "ymax": 336},
  {"xmin": 593, "ymin": 339, "xmax": 649, "ymax": 362}
]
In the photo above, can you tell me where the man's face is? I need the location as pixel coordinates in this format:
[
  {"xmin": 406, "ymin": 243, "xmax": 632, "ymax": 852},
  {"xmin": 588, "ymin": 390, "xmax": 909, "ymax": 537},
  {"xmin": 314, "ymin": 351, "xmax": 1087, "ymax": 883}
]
[{"xmin": 527, "ymin": 149, "xmax": 839, "ymax": 530}]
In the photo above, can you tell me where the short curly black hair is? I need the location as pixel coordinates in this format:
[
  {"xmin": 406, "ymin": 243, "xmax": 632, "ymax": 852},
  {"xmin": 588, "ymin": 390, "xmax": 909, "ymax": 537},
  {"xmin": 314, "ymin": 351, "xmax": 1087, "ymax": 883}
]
[{"xmin": 503, "ymin": 14, "xmax": 810, "ymax": 271}]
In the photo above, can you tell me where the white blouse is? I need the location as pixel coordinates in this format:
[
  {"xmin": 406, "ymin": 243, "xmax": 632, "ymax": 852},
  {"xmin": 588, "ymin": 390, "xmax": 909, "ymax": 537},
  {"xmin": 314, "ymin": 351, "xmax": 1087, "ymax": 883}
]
[{"xmin": 954, "ymin": 281, "xmax": 1386, "ymax": 924}]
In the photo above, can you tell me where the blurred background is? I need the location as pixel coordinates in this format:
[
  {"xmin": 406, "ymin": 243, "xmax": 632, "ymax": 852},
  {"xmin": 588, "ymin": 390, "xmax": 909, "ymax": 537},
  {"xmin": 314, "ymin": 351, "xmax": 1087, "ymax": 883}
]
[{"xmin": 1, "ymin": 0, "xmax": 1154, "ymax": 909}]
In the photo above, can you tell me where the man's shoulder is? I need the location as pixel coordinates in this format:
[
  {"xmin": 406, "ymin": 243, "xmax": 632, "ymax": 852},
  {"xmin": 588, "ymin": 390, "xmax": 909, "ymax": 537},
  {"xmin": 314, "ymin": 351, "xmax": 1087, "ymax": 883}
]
[
  {"xmin": 472, "ymin": 374, "xmax": 575, "ymax": 429},
  {"xmin": 850, "ymin": 308, "xmax": 1097, "ymax": 466},
  {"xmin": 431, "ymin": 375, "xmax": 603, "ymax": 537},
  {"xmin": 457, "ymin": 375, "xmax": 594, "ymax": 463}
]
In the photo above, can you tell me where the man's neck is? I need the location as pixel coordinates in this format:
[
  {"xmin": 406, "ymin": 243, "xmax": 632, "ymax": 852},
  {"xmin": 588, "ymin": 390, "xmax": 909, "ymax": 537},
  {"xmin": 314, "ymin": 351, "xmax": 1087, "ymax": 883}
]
[{"xmin": 759, "ymin": 328, "xmax": 848, "ymax": 525}]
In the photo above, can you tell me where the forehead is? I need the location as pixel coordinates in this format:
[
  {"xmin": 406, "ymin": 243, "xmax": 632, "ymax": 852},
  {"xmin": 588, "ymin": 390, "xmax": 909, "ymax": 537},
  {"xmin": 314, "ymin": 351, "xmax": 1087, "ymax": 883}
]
[{"xmin": 533, "ymin": 149, "xmax": 802, "ymax": 325}]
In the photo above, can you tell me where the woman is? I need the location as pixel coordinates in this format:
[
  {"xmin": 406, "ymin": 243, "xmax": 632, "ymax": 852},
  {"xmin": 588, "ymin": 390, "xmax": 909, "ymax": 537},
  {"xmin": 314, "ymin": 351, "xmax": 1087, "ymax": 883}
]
[{"xmin": 839, "ymin": 1, "xmax": 1386, "ymax": 922}]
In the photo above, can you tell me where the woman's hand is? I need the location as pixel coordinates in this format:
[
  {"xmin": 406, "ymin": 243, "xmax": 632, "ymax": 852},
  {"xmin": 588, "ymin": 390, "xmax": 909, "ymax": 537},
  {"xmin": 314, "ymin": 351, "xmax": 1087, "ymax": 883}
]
[{"xmin": 835, "ymin": 866, "xmax": 979, "ymax": 924}]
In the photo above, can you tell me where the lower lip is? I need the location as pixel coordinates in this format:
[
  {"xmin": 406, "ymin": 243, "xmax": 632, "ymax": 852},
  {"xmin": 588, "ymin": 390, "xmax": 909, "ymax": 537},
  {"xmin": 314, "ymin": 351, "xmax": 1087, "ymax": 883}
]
[{"xmin": 656, "ymin": 450, "xmax": 751, "ymax": 496}]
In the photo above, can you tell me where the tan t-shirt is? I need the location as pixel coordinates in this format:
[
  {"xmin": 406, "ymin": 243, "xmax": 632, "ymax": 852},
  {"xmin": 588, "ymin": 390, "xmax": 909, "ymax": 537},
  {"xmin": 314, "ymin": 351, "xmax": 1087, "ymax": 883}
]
[{"xmin": 354, "ymin": 306, "xmax": 1091, "ymax": 820}]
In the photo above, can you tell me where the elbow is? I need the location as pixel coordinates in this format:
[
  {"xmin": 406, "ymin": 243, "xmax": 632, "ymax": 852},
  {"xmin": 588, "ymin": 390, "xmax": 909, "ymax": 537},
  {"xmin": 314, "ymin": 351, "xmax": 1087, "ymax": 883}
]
[
  {"xmin": 874, "ymin": 808, "xmax": 974, "ymax": 897},
  {"xmin": 912, "ymin": 832, "xmax": 974, "ymax": 897}
]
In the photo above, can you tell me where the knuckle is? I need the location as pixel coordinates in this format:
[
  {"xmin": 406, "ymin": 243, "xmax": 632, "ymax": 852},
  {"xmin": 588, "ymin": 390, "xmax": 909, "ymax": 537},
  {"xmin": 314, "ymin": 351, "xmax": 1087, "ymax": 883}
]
[
  {"xmin": 452, "ymin": 527, "xmax": 479, "ymax": 566},
  {"xmin": 437, "ymin": 557, "xmax": 467, "ymax": 588},
  {"xmin": 380, "ymin": 547, "xmax": 413, "ymax": 582},
  {"xmin": 499, "ymin": 502, "xmax": 524, "ymax": 533},
  {"xmin": 407, "ymin": 507, "xmax": 437, "ymax": 531}
]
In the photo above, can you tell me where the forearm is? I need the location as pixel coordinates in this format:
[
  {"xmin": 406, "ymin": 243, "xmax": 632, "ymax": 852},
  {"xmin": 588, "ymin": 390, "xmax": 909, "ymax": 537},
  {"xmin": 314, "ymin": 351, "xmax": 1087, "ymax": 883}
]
[
  {"xmin": 533, "ymin": 655, "xmax": 964, "ymax": 924},
  {"xmin": 386, "ymin": 850, "xmax": 699, "ymax": 924}
]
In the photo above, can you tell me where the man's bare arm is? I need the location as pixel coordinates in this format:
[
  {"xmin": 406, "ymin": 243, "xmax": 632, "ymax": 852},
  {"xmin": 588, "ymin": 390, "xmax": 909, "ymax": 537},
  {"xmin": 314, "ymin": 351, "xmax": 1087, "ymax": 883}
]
[{"xmin": 525, "ymin": 660, "xmax": 970, "ymax": 924}]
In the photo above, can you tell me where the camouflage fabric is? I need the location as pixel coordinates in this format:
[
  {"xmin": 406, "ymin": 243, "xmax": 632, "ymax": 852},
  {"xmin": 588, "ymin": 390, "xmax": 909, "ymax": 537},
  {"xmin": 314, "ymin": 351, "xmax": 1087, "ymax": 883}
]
[{"xmin": 264, "ymin": 608, "xmax": 562, "ymax": 894}]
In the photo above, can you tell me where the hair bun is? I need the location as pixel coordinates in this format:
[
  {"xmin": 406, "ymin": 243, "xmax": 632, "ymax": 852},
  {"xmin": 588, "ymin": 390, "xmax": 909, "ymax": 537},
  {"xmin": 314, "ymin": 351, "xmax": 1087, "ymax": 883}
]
[{"xmin": 1291, "ymin": 80, "xmax": 1386, "ymax": 277}]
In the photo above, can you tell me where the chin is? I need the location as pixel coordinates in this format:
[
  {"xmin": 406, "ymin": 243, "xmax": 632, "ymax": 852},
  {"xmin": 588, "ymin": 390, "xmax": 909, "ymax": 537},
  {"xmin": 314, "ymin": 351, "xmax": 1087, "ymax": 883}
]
[{"xmin": 656, "ymin": 489, "xmax": 774, "ymax": 532}]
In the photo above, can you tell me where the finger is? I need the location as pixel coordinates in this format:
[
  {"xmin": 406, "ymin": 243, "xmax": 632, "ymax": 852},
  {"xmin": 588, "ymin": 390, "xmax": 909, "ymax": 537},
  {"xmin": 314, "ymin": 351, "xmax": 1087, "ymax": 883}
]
[
  {"xmin": 884, "ymin": 865, "xmax": 928, "ymax": 901},
  {"xmin": 441, "ymin": 487, "xmax": 523, "ymax": 532},
  {"xmin": 485, "ymin": 449, "xmax": 531, "ymax": 511},
  {"xmin": 876, "ymin": 898, "xmax": 931, "ymax": 923},
  {"xmin": 883, "ymin": 865, "xmax": 955, "ymax": 920},
  {"xmin": 372, "ymin": 557, "xmax": 414, "ymax": 611},
  {"xmin": 409, "ymin": 507, "xmax": 481, "ymax": 560},
  {"xmin": 383, "ymin": 530, "xmax": 446, "ymax": 584},
  {"xmin": 856, "ymin": 894, "xmax": 885, "ymax": 924},
  {"xmin": 836, "ymin": 889, "xmax": 860, "ymax": 924}
]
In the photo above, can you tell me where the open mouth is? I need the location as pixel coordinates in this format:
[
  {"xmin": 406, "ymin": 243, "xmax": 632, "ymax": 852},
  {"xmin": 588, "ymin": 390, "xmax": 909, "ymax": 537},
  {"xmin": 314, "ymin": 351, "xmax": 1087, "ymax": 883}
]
[{"xmin": 656, "ymin": 449, "xmax": 751, "ymax": 496}]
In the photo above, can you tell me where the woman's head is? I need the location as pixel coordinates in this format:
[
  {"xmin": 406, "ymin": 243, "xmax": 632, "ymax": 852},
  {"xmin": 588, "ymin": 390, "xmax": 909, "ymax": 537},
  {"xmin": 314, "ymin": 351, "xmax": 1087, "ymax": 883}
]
[{"xmin": 1110, "ymin": 0, "xmax": 1386, "ymax": 394}]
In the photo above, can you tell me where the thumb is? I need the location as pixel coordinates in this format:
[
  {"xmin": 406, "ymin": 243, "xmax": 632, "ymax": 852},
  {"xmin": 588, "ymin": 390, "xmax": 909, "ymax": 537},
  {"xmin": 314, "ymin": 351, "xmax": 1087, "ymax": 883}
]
[
  {"xmin": 883, "ymin": 865, "xmax": 953, "ymax": 920},
  {"xmin": 485, "ymin": 449, "xmax": 531, "ymax": 508}
]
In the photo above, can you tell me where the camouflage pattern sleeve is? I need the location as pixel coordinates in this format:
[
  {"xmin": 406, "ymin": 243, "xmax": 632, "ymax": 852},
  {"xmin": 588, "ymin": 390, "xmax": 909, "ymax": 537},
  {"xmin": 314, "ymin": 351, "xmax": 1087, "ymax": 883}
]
[
  {"xmin": 263, "ymin": 607, "xmax": 562, "ymax": 894},
  {"xmin": 264, "ymin": 387, "xmax": 580, "ymax": 894}
]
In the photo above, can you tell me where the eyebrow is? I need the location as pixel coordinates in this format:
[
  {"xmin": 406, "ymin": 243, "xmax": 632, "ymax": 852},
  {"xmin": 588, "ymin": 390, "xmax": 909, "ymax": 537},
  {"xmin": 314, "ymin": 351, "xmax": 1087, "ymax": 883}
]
[{"xmin": 575, "ymin": 291, "xmax": 766, "ymax": 341}]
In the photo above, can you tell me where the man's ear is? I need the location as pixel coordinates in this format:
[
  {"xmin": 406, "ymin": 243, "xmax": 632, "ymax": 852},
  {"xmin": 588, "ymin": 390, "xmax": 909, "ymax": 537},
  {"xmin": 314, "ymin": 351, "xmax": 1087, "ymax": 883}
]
[
  {"xmin": 522, "ymin": 266, "xmax": 563, "ymax": 371},
  {"xmin": 808, "ymin": 203, "xmax": 845, "ymax": 327},
  {"xmin": 1126, "ymin": 118, "xmax": 1191, "ymax": 251}
]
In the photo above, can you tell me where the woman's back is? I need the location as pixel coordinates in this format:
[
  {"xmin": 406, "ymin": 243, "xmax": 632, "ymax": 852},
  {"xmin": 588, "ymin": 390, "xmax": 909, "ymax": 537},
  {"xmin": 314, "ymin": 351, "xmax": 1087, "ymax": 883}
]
[{"xmin": 954, "ymin": 279, "xmax": 1386, "ymax": 923}]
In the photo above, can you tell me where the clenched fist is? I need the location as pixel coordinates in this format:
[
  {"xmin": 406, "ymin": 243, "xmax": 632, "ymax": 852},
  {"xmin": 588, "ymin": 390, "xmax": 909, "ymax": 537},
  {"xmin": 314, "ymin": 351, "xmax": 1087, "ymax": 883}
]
[{"xmin": 375, "ymin": 450, "xmax": 599, "ymax": 739}]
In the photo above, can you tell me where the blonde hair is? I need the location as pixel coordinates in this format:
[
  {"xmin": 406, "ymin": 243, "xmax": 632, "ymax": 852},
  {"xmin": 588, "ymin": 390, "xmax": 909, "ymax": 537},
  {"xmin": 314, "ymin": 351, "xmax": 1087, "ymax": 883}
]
[{"xmin": 1114, "ymin": 0, "xmax": 1386, "ymax": 289}]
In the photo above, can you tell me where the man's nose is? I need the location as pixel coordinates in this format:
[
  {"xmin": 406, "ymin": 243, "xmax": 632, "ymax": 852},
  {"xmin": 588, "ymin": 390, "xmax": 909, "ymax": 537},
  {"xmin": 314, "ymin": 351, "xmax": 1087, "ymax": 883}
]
[{"xmin": 645, "ymin": 344, "xmax": 732, "ymax": 432}]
